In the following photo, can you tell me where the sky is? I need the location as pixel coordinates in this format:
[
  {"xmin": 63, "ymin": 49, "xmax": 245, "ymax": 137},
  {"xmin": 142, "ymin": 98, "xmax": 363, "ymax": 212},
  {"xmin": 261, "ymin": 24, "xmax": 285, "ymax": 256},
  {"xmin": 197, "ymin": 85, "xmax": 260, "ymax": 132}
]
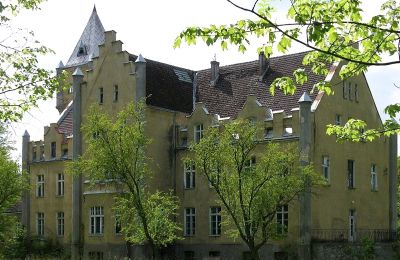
[{"xmin": 8, "ymin": 0, "xmax": 400, "ymax": 160}]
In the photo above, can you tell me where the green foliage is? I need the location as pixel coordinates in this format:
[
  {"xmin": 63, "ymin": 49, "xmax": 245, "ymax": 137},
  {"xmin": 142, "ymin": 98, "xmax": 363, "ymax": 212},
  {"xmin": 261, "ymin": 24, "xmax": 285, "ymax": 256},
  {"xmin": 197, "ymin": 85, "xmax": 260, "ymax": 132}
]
[
  {"xmin": 175, "ymin": 0, "xmax": 400, "ymax": 141},
  {"xmin": 188, "ymin": 119, "xmax": 322, "ymax": 259},
  {"xmin": 0, "ymin": 0, "xmax": 67, "ymax": 121},
  {"xmin": 68, "ymin": 101, "xmax": 180, "ymax": 258},
  {"xmin": 0, "ymin": 125, "xmax": 29, "ymax": 259}
]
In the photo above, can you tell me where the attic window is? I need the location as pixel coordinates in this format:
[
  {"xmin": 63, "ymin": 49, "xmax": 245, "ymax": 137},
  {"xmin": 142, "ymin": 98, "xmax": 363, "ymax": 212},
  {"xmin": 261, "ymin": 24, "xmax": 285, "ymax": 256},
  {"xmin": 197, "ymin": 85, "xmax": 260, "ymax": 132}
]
[
  {"xmin": 77, "ymin": 45, "xmax": 87, "ymax": 57},
  {"xmin": 173, "ymin": 69, "xmax": 192, "ymax": 83}
]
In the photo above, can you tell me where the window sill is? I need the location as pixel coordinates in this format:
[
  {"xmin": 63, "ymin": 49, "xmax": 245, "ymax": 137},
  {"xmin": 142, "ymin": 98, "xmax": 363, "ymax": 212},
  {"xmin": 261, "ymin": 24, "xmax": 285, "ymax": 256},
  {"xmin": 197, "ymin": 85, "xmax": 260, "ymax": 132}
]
[
  {"xmin": 88, "ymin": 234, "xmax": 104, "ymax": 237},
  {"xmin": 209, "ymin": 234, "xmax": 221, "ymax": 237},
  {"xmin": 55, "ymin": 195, "xmax": 64, "ymax": 198},
  {"xmin": 347, "ymin": 187, "xmax": 356, "ymax": 190}
]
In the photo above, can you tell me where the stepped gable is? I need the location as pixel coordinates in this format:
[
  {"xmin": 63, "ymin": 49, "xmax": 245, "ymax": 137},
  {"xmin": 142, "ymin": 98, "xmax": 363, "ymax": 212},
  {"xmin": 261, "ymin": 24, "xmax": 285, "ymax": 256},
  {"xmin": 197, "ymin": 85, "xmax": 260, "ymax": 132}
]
[
  {"xmin": 129, "ymin": 54, "xmax": 194, "ymax": 114},
  {"xmin": 65, "ymin": 6, "xmax": 105, "ymax": 67},
  {"xmin": 195, "ymin": 52, "xmax": 327, "ymax": 118}
]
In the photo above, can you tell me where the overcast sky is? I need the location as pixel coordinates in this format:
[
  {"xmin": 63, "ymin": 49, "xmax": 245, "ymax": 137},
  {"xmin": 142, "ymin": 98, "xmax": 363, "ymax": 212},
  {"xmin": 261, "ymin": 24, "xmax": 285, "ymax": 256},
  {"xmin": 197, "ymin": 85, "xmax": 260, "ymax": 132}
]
[{"xmin": 8, "ymin": 0, "xmax": 400, "ymax": 159}]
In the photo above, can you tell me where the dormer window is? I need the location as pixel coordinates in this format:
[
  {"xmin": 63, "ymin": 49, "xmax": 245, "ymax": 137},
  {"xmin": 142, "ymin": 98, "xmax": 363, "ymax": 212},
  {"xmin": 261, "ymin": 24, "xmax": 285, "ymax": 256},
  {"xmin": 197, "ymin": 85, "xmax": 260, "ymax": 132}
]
[{"xmin": 77, "ymin": 43, "xmax": 87, "ymax": 57}]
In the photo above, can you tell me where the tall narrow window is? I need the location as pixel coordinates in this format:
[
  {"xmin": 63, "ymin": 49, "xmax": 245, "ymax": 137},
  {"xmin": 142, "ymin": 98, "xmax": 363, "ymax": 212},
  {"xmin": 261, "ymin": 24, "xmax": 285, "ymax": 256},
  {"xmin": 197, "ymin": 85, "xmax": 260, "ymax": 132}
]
[
  {"xmin": 194, "ymin": 124, "xmax": 204, "ymax": 143},
  {"xmin": 276, "ymin": 205, "xmax": 288, "ymax": 235},
  {"xmin": 354, "ymin": 84, "xmax": 359, "ymax": 102},
  {"xmin": 349, "ymin": 209, "xmax": 356, "ymax": 242},
  {"xmin": 184, "ymin": 164, "xmax": 195, "ymax": 189},
  {"xmin": 115, "ymin": 213, "xmax": 122, "ymax": 235},
  {"xmin": 184, "ymin": 208, "xmax": 196, "ymax": 236},
  {"xmin": 113, "ymin": 85, "xmax": 119, "ymax": 102},
  {"xmin": 99, "ymin": 87, "xmax": 104, "ymax": 104},
  {"xmin": 371, "ymin": 164, "xmax": 378, "ymax": 191},
  {"xmin": 56, "ymin": 173, "xmax": 64, "ymax": 196},
  {"xmin": 90, "ymin": 206, "xmax": 104, "ymax": 235},
  {"xmin": 209, "ymin": 206, "xmax": 221, "ymax": 236},
  {"xmin": 348, "ymin": 82, "xmax": 352, "ymax": 100},
  {"xmin": 62, "ymin": 148, "xmax": 68, "ymax": 158},
  {"xmin": 51, "ymin": 142, "xmax": 56, "ymax": 158},
  {"xmin": 37, "ymin": 175, "xmax": 44, "ymax": 197},
  {"xmin": 265, "ymin": 127, "xmax": 273, "ymax": 139},
  {"xmin": 57, "ymin": 212, "xmax": 64, "ymax": 236},
  {"xmin": 347, "ymin": 160, "xmax": 355, "ymax": 189},
  {"xmin": 343, "ymin": 82, "xmax": 348, "ymax": 99},
  {"xmin": 335, "ymin": 114, "xmax": 342, "ymax": 126},
  {"xmin": 322, "ymin": 156, "xmax": 330, "ymax": 183},
  {"xmin": 37, "ymin": 212, "xmax": 44, "ymax": 236}
]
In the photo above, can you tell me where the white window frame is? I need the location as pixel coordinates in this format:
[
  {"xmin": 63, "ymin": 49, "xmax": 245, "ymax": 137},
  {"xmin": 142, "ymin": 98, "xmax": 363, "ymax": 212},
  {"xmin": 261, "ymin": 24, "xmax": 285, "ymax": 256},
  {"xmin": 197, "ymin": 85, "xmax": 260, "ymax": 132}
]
[
  {"xmin": 57, "ymin": 212, "xmax": 64, "ymax": 236},
  {"xmin": 184, "ymin": 164, "xmax": 195, "ymax": 189},
  {"xmin": 349, "ymin": 209, "xmax": 356, "ymax": 242},
  {"xmin": 37, "ymin": 212, "xmax": 44, "ymax": 236},
  {"xmin": 90, "ymin": 206, "xmax": 104, "ymax": 235},
  {"xmin": 56, "ymin": 173, "xmax": 64, "ymax": 196},
  {"xmin": 36, "ymin": 175, "xmax": 44, "ymax": 197},
  {"xmin": 276, "ymin": 205, "xmax": 288, "ymax": 235},
  {"xmin": 322, "ymin": 156, "xmax": 330, "ymax": 183},
  {"xmin": 209, "ymin": 206, "xmax": 221, "ymax": 236},
  {"xmin": 244, "ymin": 156, "xmax": 256, "ymax": 171},
  {"xmin": 184, "ymin": 208, "xmax": 196, "ymax": 236},
  {"xmin": 194, "ymin": 124, "xmax": 204, "ymax": 143},
  {"xmin": 371, "ymin": 164, "xmax": 378, "ymax": 191},
  {"xmin": 50, "ymin": 141, "xmax": 56, "ymax": 158}
]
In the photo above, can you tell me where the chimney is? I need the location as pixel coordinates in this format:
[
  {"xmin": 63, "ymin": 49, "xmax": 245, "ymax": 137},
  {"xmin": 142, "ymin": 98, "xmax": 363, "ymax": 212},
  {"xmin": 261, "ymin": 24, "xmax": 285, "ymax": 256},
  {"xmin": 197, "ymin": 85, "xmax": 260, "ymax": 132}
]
[
  {"xmin": 210, "ymin": 60, "xmax": 219, "ymax": 86},
  {"xmin": 258, "ymin": 51, "xmax": 270, "ymax": 81},
  {"xmin": 135, "ymin": 54, "xmax": 146, "ymax": 102}
]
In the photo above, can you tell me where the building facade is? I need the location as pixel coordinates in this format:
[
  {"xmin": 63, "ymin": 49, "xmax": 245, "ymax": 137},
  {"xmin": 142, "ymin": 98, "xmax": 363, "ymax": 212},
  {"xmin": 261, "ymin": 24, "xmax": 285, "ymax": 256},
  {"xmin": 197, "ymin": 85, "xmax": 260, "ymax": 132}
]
[{"xmin": 21, "ymin": 8, "xmax": 397, "ymax": 260}]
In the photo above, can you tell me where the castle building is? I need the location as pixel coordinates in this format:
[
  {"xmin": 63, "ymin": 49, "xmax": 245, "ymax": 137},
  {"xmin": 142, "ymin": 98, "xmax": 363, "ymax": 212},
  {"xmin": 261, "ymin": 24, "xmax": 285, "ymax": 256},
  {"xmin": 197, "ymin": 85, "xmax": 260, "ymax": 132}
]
[{"xmin": 21, "ymin": 8, "xmax": 397, "ymax": 260}]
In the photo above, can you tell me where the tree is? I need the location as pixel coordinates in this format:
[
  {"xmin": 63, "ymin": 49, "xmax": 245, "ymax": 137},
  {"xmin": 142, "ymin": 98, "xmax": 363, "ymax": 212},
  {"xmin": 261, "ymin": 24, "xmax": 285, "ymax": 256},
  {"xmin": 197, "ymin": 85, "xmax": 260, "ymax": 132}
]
[
  {"xmin": 188, "ymin": 119, "xmax": 321, "ymax": 260},
  {"xmin": 68, "ymin": 102, "xmax": 180, "ymax": 260},
  {"xmin": 0, "ymin": 0, "xmax": 66, "ymax": 121},
  {"xmin": 174, "ymin": 0, "xmax": 400, "ymax": 142},
  {"xmin": 0, "ymin": 125, "xmax": 28, "ymax": 258}
]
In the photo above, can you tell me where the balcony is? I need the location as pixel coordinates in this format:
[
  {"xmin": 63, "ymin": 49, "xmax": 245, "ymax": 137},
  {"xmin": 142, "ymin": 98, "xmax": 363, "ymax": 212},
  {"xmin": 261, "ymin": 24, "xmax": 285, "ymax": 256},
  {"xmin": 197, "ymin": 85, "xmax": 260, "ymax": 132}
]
[{"xmin": 311, "ymin": 229, "xmax": 397, "ymax": 242}]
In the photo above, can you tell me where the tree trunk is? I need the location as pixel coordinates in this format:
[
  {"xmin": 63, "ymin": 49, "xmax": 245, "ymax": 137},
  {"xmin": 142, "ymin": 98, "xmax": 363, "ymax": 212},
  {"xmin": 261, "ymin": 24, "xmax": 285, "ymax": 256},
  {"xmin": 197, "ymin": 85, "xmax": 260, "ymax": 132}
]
[{"xmin": 249, "ymin": 248, "xmax": 261, "ymax": 260}]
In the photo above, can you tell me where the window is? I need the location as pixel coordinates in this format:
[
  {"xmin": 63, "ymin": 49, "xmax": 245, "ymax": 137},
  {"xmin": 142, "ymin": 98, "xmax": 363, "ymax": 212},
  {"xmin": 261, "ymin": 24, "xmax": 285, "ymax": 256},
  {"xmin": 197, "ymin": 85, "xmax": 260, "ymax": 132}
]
[
  {"xmin": 209, "ymin": 163, "xmax": 221, "ymax": 188},
  {"xmin": 37, "ymin": 212, "xmax": 44, "ymax": 236},
  {"xmin": 265, "ymin": 127, "xmax": 273, "ymax": 139},
  {"xmin": 181, "ymin": 137, "xmax": 188, "ymax": 147},
  {"xmin": 57, "ymin": 212, "xmax": 64, "ymax": 236},
  {"xmin": 36, "ymin": 175, "xmax": 44, "ymax": 197},
  {"xmin": 184, "ymin": 251, "xmax": 195, "ymax": 260},
  {"xmin": 347, "ymin": 160, "xmax": 355, "ymax": 189},
  {"xmin": 32, "ymin": 147, "xmax": 37, "ymax": 161},
  {"xmin": 276, "ymin": 205, "xmax": 288, "ymax": 235},
  {"xmin": 184, "ymin": 164, "xmax": 195, "ymax": 189},
  {"xmin": 244, "ymin": 156, "xmax": 256, "ymax": 171},
  {"xmin": 348, "ymin": 82, "xmax": 352, "ymax": 100},
  {"xmin": 283, "ymin": 126, "xmax": 293, "ymax": 136},
  {"xmin": 322, "ymin": 156, "xmax": 330, "ymax": 183},
  {"xmin": 62, "ymin": 148, "xmax": 68, "ymax": 158},
  {"xmin": 343, "ymin": 81, "xmax": 348, "ymax": 99},
  {"xmin": 194, "ymin": 124, "xmax": 204, "ymax": 143},
  {"xmin": 115, "ymin": 213, "xmax": 122, "ymax": 235},
  {"xmin": 90, "ymin": 206, "xmax": 104, "ymax": 235},
  {"xmin": 184, "ymin": 208, "xmax": 196, "ymax": 236},
  {"xmin": 99, "ymin": 87, "xmax": 104, "ymax": 104},
  {"xmin": 371, "ymin": 164, "xmax": 378, "ymax": 191},
  {"xmin": 113, "ymin": 85, "xmax": 119, "ymax": 102},
  {"xmin": 349, "ymin": 209, "xmax": 356, "ymax": 242},
  {"xmin": 335, "ymin": 114, "xmax": 342, "ymax": 126},
  {"xmin": 88, "ymin": 252, "xmax": 104, "ymax": 260},
  {"xmin": 209, "ymin": 206, "xmax": 221, "ymax": 236},
  {"xmin": 51, "ymin": 142, "xmax": 56, "ymax": 158},
  {"xmin": 68, "ymin": 86, "xmax": 73, "ymax": 94},
  {"xmin": 354, "ymin": 84, "xmax": 359, "ymax": 102},
  {"xmin": 56, "ymin": 173, "xmax": 64, "ymax": 196}
]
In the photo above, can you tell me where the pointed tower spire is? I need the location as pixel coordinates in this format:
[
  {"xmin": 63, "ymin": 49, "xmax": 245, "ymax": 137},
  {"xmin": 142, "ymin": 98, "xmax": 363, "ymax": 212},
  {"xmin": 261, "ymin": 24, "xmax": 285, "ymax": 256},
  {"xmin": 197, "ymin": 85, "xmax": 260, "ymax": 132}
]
[{"xmin": 65, "ymin": 7, "xmax": 105, "ymax": 67}]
